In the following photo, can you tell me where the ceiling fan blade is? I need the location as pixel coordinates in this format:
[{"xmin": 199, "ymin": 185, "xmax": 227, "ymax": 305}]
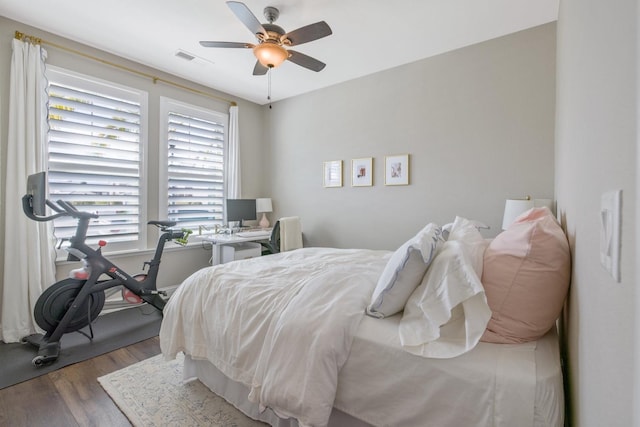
[
  {"xmin": 284, "ymin": 21, "xmax": 332, "ymax": 46},
  {"xmin": 287, "ymin": 50, "xmax": 326, "ymax": 72},
  {"xmin": 199, "ymin": 41, "xmax": 254, "ymax": 49},
  {"xmin": 252, "ymin": 61, "xmax": 269, "ymax": 76},
  {"xmin": 227, "ymin": 1, "xmax": 266, "ymax": 37}
]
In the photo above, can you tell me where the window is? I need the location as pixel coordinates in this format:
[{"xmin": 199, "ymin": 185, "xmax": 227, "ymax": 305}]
[
  {"xmin": 160, "ymin": 98, "xmax": 228, "ymax": 232},
  {"xmin": 46, "ymin": 67, "xmax": 147, "ymax": 251}
]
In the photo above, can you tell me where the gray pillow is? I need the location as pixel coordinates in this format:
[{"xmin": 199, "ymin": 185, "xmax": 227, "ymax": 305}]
[{"xmin": 366, "ymin": 223, "xmax": 444, "ymax": 318}]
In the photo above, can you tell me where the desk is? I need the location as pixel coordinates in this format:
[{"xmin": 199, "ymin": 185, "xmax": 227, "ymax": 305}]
[{"xmin": 199, "ymin": 231, "xmax": 271, "ymax": 265}]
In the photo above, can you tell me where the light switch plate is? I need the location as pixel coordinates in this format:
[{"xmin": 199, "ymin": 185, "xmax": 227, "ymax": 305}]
[{"xmin": 600, "ymin": 190, "xmax": 622, "ymax": 282}]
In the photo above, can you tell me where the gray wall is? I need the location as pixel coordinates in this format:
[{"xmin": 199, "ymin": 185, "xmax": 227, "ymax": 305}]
[
  {"xmin": 267, "ymin": 23, "xmax": 557, "ymax": 250},
  {"xmin": 555, "ymin": 0, "xmax": 638, "ymax": 425},
  {"xmin": 0, "ymin": 16, "xmax": 267, "ymax": 289}
]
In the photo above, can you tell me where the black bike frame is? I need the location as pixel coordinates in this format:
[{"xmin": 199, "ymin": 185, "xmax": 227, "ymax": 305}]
[
  {"xmin": 21, "ymin": 184, "xmax": 191, "ymax": 367},
  {"xmin": 43, "ymin": 228, "xmax": 177, "ymax": 343},
  {"xmin": 22, "ymin": 196, "xmax": 183, "ymax": 342}
]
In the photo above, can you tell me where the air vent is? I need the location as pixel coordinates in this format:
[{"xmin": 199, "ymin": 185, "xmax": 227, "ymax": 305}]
[
  {"xmin": 174, "ymin": 49, "xmax": 215, "ymax": 67},
  {"xmin": 175, "ymin": 50, "xmax": 196, "ymax": 61}
]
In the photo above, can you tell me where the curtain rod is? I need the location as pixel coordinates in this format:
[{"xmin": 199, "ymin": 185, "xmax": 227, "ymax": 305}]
[{"xmin": 14, "ymin": 30, "xmax": 237, "ymax": 107}]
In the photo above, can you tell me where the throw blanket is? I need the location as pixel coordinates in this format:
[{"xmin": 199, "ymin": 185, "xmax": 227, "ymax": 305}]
[{"xmin": 160, "ymin": 247, "xmax": 390, "ymax": 427}]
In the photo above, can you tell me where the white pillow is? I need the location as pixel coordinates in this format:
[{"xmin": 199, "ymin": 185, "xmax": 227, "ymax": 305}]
[
  {"xmin": 447, "ymin": 216, "xmax": 489, "ymax": 276},
  {"xmin": 399, "ymin": 218, "xmax": 490, "ymax": 358},
  {"xmin": 442, "ymin": 218, "xmax": 489, "ymax": 240},
  {"xmin": 366, "ymin": 223, "xmax": 444, "ymax": 318}
]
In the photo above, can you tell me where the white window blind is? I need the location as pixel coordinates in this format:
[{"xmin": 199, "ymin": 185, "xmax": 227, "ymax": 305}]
[
  {"xmin": 162, "ymin": 98, "xmax": 227, "ymax": 231},
  {"xmin": 46, "ymin": 68, "xmax": 145, "ymax": 250}
]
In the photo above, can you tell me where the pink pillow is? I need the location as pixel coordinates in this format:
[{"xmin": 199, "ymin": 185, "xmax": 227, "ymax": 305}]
[{"xmin": 480, "ymin": 207, "xmax": 570, "ymax": 343}]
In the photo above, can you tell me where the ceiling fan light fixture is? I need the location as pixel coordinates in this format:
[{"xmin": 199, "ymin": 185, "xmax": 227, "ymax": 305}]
[{"xmin": 253, "ymin": 42, "xmax": 288, "ymax": 68}]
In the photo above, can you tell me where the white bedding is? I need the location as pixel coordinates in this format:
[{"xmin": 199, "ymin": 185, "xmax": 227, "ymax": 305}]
[
  {"xmin": 334, "ymin": 315, "xmax": 563, "ymax": 427},
  {"xmin": 185, "ymin": 317, "xmax": 564, "ymax": 427},
  {"xmin": 160, "ymin": 247, "xmax": 390, "ymax": 427},
  {"xmin": 161, "ymin": 246, "xmax": 564, "ymax": 427}
]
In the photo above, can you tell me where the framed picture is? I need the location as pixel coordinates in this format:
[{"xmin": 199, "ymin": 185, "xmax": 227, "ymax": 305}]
[
  {"xmin": 323, "ymin": 160, "xmax": 342, "ymax": 187},
  {"xmin": 351, "ymin": 157, "xmax": 373, "ymax": 187},
  {"xmin": 385, "ymin": 154, "xmax": 409, "ymax": 186}
]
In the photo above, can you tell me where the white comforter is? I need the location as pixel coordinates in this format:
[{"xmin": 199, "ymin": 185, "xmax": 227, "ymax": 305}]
[{"xmin": 160, "ymin": 247, "xmax": 390, "ymax": 427}]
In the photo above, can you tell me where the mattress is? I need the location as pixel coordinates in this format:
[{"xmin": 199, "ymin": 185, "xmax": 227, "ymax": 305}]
[{"xmin": 184, "ymin": 315, "xmax": 564, "ymax": 427}]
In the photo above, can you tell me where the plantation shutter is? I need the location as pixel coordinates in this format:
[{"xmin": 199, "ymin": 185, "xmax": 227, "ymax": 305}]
[
  {"xmin": 166, "ymin": 111, "xmax": 225, "ymax": 230},
  {"xmin": 47, "ymin": 74, "xmax": 142, "ymax": 248}
]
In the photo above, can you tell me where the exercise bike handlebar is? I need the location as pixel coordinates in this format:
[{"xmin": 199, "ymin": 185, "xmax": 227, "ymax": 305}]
[
  {"xmin": 55, "ymin": 199, "xmax": 99, "ymax": 219},
  {"xmin": 23, "ymin": 194, "xmax": 192, "ymax": 246},
  {"xmin": 22, "ymin": 195, "xmax": 68, "ymax": 222},
  {"xmin": 22, "ymin": 195, "xmax": 99, "ymax": 222}
]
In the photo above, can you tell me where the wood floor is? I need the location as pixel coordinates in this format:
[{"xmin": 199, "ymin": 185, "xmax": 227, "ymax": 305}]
[{"xmin": 0, "ymin": 336, "xmax": 161, "ymax": 427}]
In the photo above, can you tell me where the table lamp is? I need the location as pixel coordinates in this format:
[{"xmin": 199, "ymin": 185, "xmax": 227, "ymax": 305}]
[
  {"xmin": 256, "ymin": 198, "xmax": 273, "ymax": 228},
  {"xmin": 502, "ymin": 197, "xmax": 534, "ymax": 230}
]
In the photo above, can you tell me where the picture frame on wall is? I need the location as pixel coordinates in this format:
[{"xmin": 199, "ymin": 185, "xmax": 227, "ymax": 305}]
[
  {"xmin": 385, "ymin": 154, "xmax": 409, "ymax": 186},
  {"xmin": 351, "ymin": 157, "xmax": 373, "ymax": 187},
  {"xmin": 323, "ymin": 160, "xmax": 343, "ymax": 187}
]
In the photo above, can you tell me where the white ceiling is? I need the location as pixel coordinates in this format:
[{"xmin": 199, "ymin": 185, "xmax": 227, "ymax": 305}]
[{"xmin": 0, "ymin": 0, "xmax": 558, "ymax": 105}]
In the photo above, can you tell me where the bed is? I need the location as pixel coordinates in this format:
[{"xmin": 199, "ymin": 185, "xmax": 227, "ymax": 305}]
[{"xmin": 160, "ymin": 211, "xmax": 569, "ymax": 427}]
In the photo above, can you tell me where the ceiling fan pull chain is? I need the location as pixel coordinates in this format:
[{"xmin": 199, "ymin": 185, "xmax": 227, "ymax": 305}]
[{"xmin": 268, "ymin": 67, "xmax": 273, "ymax": 109}]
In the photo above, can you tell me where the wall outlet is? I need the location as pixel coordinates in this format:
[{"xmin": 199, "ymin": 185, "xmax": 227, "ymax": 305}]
[{"xmin": 600, "ymin": 190, "xmax": 622, "ymax": 282}]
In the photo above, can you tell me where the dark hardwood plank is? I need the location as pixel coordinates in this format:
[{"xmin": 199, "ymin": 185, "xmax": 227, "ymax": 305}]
[
  {"xmin": 0, "ymin": 375, "xmax": 78, "ymax": 426},
  {"xmin": 0, "ymin": 337, "xmax": 161, "ymax": 427},
  {"xmin": 124, "ymin": 336, "xmax": 160, "ymax": 360},
  {"xmin": 49, "ymin": 359, "xmax": 131, "ymax": 427}
]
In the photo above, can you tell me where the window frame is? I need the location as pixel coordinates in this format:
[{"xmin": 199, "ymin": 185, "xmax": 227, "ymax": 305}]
[
  {"xmin": 158, "ymin": 96, "xmax": 229, "ymax": 240},
  {"xmin": 45, "ymin": 66, "xmax": 149, "ymax": 256}
]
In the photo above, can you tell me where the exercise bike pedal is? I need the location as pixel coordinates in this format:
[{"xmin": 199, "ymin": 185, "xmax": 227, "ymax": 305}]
[{"xmin": 122, "ymin": 288, "xmax": 144, "ymax": 304}]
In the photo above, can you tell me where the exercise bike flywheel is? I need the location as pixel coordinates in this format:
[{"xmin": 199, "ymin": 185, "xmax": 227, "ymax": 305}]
[{"xmin": 34, "ymin": 278, "xmax": 105, "ymax": 334}]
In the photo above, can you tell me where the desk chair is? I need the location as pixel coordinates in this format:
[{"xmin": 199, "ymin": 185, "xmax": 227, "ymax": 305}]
[
  {"xmin": 262, "ymin": 216, "xmax": 303, "ymax": 254},
  {"xmin": 262, "ymin": 221, "xmax": 280, "ymax": 255}
]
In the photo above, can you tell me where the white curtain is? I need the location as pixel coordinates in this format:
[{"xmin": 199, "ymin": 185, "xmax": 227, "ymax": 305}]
[
  {"xmin": 1, "ymin": 38, "xmax": 56, "ymax": 343},
  {"xmin": 227, "ymin": 105, "xmax": 241, "ymax": 198}
]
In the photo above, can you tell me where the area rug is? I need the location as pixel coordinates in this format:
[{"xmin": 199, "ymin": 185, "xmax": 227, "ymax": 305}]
[
  {"xmin": 98, "ymin": 353, "xmax": 266, "ymax": 427},
  {"xmin": 0, "ymin": 305, "xmax": 162, "ymax": 389}
]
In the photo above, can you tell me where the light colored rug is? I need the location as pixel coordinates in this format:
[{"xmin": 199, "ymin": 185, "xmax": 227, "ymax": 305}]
[{"xmin": 98, "ymin": 353, "xmax": 267, "ymax": 426}]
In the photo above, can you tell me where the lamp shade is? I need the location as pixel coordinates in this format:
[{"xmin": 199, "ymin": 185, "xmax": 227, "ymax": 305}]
[
  {"xmin": 502, "ymin": 198, "xmax": 534, "ymax": 230},
  {"xmin": 256, "ymin": 198, "xmax": 273, "ymax": 213},
  {"xmin": 253, "ymin": 43, "xmax": 288, "ymax": 68}
]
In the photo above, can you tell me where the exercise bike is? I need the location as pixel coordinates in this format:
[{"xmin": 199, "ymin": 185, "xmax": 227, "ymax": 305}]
[{"xmin": 21, "ymin": 187, "xmax": 191, "ymax": 367}]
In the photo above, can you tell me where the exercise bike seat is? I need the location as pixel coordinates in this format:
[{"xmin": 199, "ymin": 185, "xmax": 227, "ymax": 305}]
[{"xmin": 148, "ymin": 220, "xmax": 176, "ymax": 228}]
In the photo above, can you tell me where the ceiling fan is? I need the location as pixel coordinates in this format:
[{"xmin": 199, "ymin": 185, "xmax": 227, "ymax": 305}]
[{"xmin": 200, "ymin": 1, "xmax": 332, "ymax": 76}]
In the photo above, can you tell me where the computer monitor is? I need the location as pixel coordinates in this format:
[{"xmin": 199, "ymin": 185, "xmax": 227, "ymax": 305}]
[
  {"xmin": 26, "ymin": 171, "xmax": 47, "ymax": 216},
  {"xmin": 226, "ymin": 199, "xmax": 256, "ymax": 228}
]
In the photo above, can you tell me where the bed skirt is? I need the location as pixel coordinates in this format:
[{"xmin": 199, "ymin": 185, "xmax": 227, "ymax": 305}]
[
  {"xmin": 182, "ymin": 319, "xmax": 563, "ymax": 427},
  {"xmin": 184, "ymin": 355, "xmax": 372, "ymax": 427}
]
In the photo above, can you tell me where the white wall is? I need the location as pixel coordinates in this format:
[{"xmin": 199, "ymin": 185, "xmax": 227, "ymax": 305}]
[
  {"xmin": 555, "ymin": 0, "xmax": 638, "ymax": 425},
  {"xmin": 266, "ymin": 23, "xmax": 557, "ymax": 250},
  {"xmin": 0, "ymin": 16, "xmax": 267, "ymax": 290}
]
